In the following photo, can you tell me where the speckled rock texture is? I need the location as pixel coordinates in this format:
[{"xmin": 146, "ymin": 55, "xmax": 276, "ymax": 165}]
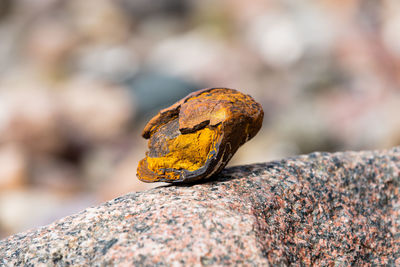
[{"xmin": 1, "ymin": 147, "xmax": 399, "ymax": 266}]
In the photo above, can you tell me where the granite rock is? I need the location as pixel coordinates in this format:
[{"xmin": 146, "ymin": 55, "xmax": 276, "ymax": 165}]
[{"xmin": 1, "ymin": 147, "xmax": 399, "ymax": 266}]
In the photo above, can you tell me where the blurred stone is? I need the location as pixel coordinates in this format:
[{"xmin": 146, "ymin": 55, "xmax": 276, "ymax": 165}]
[
  {"xmin": 136, "ymin": 16, "xmax": 186, "ymax": 40},
  {"xmin": 378, "ymin": 96, "xmax": 400, "ymax": 148},
  {"xmin": 97, "ymin": 147, "xmax": 157, "ymax": 201},
  {"xmin": 82, "ymin": 145, "xmax": 121, "ymax": 191},
  {"xmin": 117, "ymin": 0, "xmax": 192, "ymax": 19},
  {"xmin": 146, "ymin": 28, "xmax": 256, "ymax": 87},
  {"xmin": 316, "ymin": 87, "xmax": 397, "ymax": 150},
  {"xmin": 30, "ymin": 156, "xmax": 82, "ymax": 194},
  {"xmin": 148, "ymin": 30, "xmax": 227, "ymax": 80},
  {"xmin": 0, "ymin": 88, "xmax": 61, "ymax": 153},
  {"xmin": 229, "ymin": 131, "xmax": 299, "ymax": 166},
  {"xmin": 75, "ymin": 44, "xmax": 139, "ymax": 82},
  {"xmin": 0, "ymin": 189, "xmax": 64, "ymax": 236},
  {"xmin": 246, "ymin": 12, "xmax": 304, "ymax": 68},
  {"xmin": 127, "ymin": 71, "xmax": 200, "ymax": 119},
  {"xmin": 383, "ymin": 14, "xmax": 400, "ymax": 58},
  {"xmin": 0, "ymin": 189, "xmax": 97, "ymax": 238},
  {"xmin": 15, "ymin": 0, "xmax": 62, "ymax": 14},
  {"xmin": 67, "ymin": 0, "xmax": 130, "ymax": 43},
  {"xmin": 274, "ymin": 102, "xmax": 343, "ymax": 154},
  {"xmin": 0, "ymin": 0, "xmax": 12, "ymax": 21},
  {"xmin": 0, "ymin": 144, "xmax": 26, "ymax": 191},
  {"xmin": 25, "ymin": 18, "xmax": 77, "ymax": 71},
  {"xmin": 0, "ymin": 21, "xmax": 20, "ymax": 72},
  {"xmin": 59, "ymin": 78, "xmax": 134, "ymax": 142}
]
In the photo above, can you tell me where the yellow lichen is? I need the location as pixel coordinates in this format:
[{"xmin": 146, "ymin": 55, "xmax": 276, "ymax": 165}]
[{"xmin": 146, "ymin": 126, "xmax": 218, "ymax": 172}]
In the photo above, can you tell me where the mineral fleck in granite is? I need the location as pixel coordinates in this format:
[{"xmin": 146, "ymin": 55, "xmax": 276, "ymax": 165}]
[{"xmin": 1, "ymin": 147, "xmax": 399, "ymax": 266}]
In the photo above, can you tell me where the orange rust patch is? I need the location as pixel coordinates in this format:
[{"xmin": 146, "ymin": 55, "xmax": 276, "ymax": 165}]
[
  {"xmin": 137, "ymin": 88, "xmax": 263, "ymax": 183},
  {"xmin": 146, "ymin": 126, "xmax": 218, "ymax": 172}
]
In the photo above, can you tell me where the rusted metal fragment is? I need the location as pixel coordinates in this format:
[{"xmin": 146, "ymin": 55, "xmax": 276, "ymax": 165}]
[{"xmin": 137, "ymin": 88, "xmax": 264, "ymax": 183}]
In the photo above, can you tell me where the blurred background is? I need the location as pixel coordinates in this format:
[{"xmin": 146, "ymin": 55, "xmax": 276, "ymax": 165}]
[{"xmin": 0, "ymin": 0, "xmax": 399, "ymax": 238}]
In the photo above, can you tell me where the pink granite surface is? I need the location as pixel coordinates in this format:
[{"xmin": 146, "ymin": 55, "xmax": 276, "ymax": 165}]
[{"xmin": 0, "ymin": 147, "xmax": 399, "ymax": 266}]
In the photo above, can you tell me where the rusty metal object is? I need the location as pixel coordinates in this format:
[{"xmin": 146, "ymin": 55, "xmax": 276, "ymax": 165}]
[{"xmin": 137, "ymin": 88, "xmax": 264, "ymax": 183}]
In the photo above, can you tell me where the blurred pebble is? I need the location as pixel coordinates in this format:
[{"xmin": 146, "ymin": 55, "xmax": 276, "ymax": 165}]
[
  {"xmin": 25, "ymin": 18, "xmax": 77, "ymax": 69},
  {"xmin": 98, "ymin": 148, "xmax": 159, "ymax": 201},
  {"xmin": 127, "ymin": 71, "xmax": 200, "ymax": 119},
  {"xmin": 75, "ymin": 44, "xmax": 139, "ymax": 82},
  {"xmin": 82, "ymin": 145, "xmax": 120, "ymax": 191},
  {"xmin": 382, "ymin": 14, "xmax": 400, "ymax": 58},
  {"xmin": 0, "ymin": 190, "xmax": 61, "ymax": 236},
  {"xmin": 0, "ymin": 189, "xmax": 96, "ymax": 238},
  {"xmin": 0, "ymin": 0, "xmax": 12, "ymax": 21},
  {"xmin": 0, "ymin": 88, "xmax": 61, "ymax": 153},
  {"xmin": 0, "ymin": 144, "xmax": 27, "ymax": 191},
  {"xmin": 67, "ymin": 0, "xmax": 130, "ymax": 43},
  {"xmin": 246, "ymin": 12, "xmax": 304, "ymax": 68},
  {"xmin": 30, "ymin": 156, "xmax": 82, "ymax": 194},
  {"xmin": 148, "ymin": 30, "xmax": 226, "ymax": 80},
  {"xmin": 59, "ymin": 78, "xmax": 134, "ymax": 142},
  {"xmin": 117, "ymin": 0, "xmax": 192, "ymax": 19}
]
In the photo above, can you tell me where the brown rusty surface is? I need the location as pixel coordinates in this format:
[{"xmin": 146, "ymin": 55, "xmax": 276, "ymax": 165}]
[{"xmin": 137, "ymin": 88, "xmax": 264, "ymax": 183}]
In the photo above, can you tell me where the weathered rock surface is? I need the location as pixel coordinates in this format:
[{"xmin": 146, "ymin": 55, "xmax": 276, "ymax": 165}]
[{"xmin": 1, "ymin": 147, "xmax": 399, "ymax": 266}]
